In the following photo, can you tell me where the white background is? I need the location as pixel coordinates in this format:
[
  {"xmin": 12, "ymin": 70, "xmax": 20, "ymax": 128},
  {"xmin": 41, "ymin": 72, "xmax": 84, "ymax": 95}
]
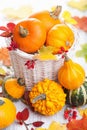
[{"xmin": 0, "ymin": 0, "xmax": 87, "ymax": 130}]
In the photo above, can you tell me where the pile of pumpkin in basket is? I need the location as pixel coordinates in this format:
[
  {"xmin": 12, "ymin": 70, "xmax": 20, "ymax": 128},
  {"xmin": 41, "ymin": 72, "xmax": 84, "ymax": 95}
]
[{"xmin": 0, "ymin": 5, "xmax": 87, "ymax": 129}]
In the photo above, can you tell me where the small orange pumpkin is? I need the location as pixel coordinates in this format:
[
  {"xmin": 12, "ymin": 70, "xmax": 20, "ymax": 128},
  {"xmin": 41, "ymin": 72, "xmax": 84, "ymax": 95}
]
[
  {"xmin": 29, "ymin": 6, "xmax": 61, "ymax": 33},
  {"xmin": 46, "ymin": 24, "xmax": 75, "ymax": 54},
  {"xmin": 0, "ymin": 97, "xmax": 16, "ymax": 129},
  {"xmin": 3, "ymin": 77, "xmax": 25, "ymax": 101},
  {"xmin": 13, "ymin": 18, "xmax": 46, "ymax": 53},
  {"xmin": 58, "ymin": 55, "xmax": 85, "ymax": 90}
]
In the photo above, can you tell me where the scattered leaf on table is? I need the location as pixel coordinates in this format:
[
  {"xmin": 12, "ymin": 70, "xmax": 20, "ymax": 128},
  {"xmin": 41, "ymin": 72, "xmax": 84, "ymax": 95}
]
[
  {"xmin": 48, "ymin": 121, "xmax": 66, "ymax": 130},
  {"xmin": 36, "ymin": 121, "xmax": 66, "ymax": 130},
  {"xmin": 73, "ymin": 16, "xmax": 87, "ymax": 32},
  {"xmin": 0, "ymin": 47, "xmax": 11, "ymax": 66},
  {"xmin": 76, "ymin": 43, "xmax": 87, "ymax": 62},
  {"xmin": 62, "ymin": 11, "xmax": 77, "ymax": 25},
  {"xmin": 68, "ymin": 0, "xmax": 87, "ymax": 11},
  {"xmin": 34, "ymin": 46, "xmax": 57, "ymax": 60},
  {"xmin": 78, "ymin": 108, "xmax": 87, "ymax": 116},
  {"xmin": 1, "ymin": 5, "xmax": 33, "ymax": 19},
  {"xmin": 67, "ymin": 114, "xmax": 87, "ymax": 130}
]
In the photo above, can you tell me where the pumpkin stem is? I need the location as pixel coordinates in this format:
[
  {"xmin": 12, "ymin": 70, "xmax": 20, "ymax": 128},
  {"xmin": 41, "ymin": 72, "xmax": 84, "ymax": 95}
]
[
  {"xmin": 17, "ymin": 78, "xmax": 25, "ymax": 86},
  {"xmin": 0, "ymin": 99, "xmax": 5, "ymax": 105},
  {"xmin": 19, "ymin": 25, "xmax": 29, "ymax": 37},
  {"xmin": 32, "ymin": 93, "xmax": 46, "ymax": 103},
  {"xmin": 50, "ymin": 5, "xmax": 62, "ymax": 19},
  {"xmin": 64, "ymin": 54, "xmax": 70, "ymax": 61}
]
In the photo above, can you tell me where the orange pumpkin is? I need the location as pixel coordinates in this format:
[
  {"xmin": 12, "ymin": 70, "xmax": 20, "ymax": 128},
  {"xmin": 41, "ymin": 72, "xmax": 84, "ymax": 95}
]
[
  {"xmin": 13, "ymin": 18, "xmax": 46, "ymax": 53},
  {"xmin": 58, "ymin": 55, "xmax": 85, "ymax": 90},
  {"xmin": 3, "ymin": 77, "xmax": 25, "ymax": 101},
  {"xmin": 29, "ymin": 6, "xmax": 61, "ymax": 33},
  {"xmin": 46, "ymin": 24, "xmax": 75, "ymax": 54}
]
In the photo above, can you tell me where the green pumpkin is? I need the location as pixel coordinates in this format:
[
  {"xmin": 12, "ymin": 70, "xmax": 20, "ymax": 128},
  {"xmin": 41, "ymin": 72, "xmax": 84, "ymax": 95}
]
[{"xmin": 64, "ymin": 77, "xmax": 87, "ymax": 107}]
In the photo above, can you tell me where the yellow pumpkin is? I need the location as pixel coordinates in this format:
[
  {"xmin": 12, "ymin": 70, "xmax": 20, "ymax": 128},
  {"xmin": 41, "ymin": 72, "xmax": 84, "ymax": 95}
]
[
  {"xmin": 0, "ymin": 97, "xmax": 16, "ymax": 129},
  {"xmin": 29, "ymin": 79, "xmax": 66, "ymax": 116},
  {"xmin": 58, "ymin": 55, "xmax": 85, "ymax": 90},
  {"xmin": 2, "ymin": 77, "xmax": 25, "ymax": 101},
  {"xmin": 46, "ymin": 24, "xmax": 74, "ymax": 54}
]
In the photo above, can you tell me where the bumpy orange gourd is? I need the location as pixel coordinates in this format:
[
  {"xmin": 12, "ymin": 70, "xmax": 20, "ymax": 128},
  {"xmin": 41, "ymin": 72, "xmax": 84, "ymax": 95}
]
[
  {"xmin": 58, "ymin": 55, "xmax": 85, "ymax": 90},
  {"xmin": 13, "ymin": 18, "xmax": 46, "ymax": 53},
  {"xmin": 46, "ymin": 24, "xmax": 74, "ymax": 54},
  {"xmin": 29, "ymin": 79, "xmax": 66, "ymax": 116},
  {"xmin": 3, "ymin": 77, "xmax": 25, "ymax": 101},
  {"xmin": 29, "ymin": 6, "xmax": 61, "ymax": 33},
  {"xmin": 0, "ymin": 97, "xmax": 16, "ymax": 129}
]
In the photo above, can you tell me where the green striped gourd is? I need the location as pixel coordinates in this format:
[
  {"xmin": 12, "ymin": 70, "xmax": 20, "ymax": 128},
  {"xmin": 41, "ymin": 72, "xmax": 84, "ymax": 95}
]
[{"xmin": 64, "ymin": 77, "xmax": 87, "ymax": 107}]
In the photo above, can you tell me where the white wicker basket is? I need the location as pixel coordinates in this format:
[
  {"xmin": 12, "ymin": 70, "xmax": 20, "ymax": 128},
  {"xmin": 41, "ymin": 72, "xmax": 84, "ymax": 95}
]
[{"xmin": 9, "ymin": 49, "xmax": 64, "ymax": 90}]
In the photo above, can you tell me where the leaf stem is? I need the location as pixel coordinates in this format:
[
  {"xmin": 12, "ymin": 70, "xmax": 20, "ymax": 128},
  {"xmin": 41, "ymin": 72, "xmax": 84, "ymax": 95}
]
[{"xmin": 23, "ymin": 121, "xmax": 29, "ymax": 130}]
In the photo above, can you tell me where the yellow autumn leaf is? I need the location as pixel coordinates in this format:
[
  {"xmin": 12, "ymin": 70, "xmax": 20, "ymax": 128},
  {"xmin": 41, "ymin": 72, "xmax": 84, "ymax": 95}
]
[
  {"xmin": 34, "ymin": 46, "xmax": 57, "ymax": 60},
  {"xmin": 62, "ymin": 11, "xmax": 77, "ymax": 25},
  {"xmin": 68, "ymin": 0, "xmax": 87, "ymax": 11},
  {"xmin": 1, "ymin": 5, "xmax": 33, "ymax": 19},
  {"xmin": 78, "ymin": 108, "xmax": 87, "ymax": 116},
  {"xmin": 36, "ymin": 121, "xmax": 66, "ymax": 130},
  {"xmin": 48, "ymin": 121, "xmax": 66, "ymax": 130}
]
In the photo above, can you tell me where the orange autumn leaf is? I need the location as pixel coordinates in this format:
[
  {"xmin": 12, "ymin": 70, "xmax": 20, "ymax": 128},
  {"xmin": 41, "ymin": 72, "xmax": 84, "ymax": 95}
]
[
  {"xmin": 73, "ymin": 16, "xmax": 87, "ymax": 32},
  {"xmin": 67, "ymin": 114, "xmax": 87, "ymax": 130},
  {"xmin": 0, "ymin": 47, "xmax": 11, "ymax": 66}
]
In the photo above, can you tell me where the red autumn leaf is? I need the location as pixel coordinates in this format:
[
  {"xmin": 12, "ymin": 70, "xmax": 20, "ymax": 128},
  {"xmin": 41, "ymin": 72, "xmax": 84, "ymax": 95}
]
[
  {"xmin": 7, "ymin": 22, "xmax": 15, "ymax": 33},
  {"xmin": 73, "ymin": 16, "xmax": 87, "ymax": 32},
  {"xmin": 67, "ymin": 114, "xmax": 87, "ymax": 130},
  {"xmin": 16, "ymin": 112, "xmax": 23, "ymax": 121},
  {"xmin": 32, "ymin": 121, "xmax": 44, "ymax": 127},
  {"xmin": 0, "ymin": 26, "xmax": 8, "ymax": 31},
  {"xmin": 0, "ymin": 31, "xmax": 12, "ymax": 37},
  {"xmin": 16, "ymin": 108, "xmax": 29, "ymax": 121}
]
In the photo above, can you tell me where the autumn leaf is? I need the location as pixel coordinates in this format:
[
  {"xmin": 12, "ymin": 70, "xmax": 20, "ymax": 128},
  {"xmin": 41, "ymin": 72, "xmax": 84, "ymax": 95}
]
[
  {"xmin": 67, "ymin": 114, "xmax": 87, "ymax": 130},
  {"xmin": 76, "ymin": 43, "xmax": 87, "ymax": 62},
  {"xmin": 1, "ymin": 5, "xmax": 33, "ymax": 19},
  {"xmin": 73, "ymin": 16, "xmax": 87, "ymax": 32},
  {"xmin": 62, "ymin": 11, "xmax": 77, "ymax": 25},
  {"xmin": 34, "ymin": 46, "xmax": 57, "ymax": 60},
  {"xmin": 68, "ymin": 0, "xmax": 87, "ymax": 11},
  {"xmin": 16, "ymin": 108, "xmax": 29, "ymax": 121}
]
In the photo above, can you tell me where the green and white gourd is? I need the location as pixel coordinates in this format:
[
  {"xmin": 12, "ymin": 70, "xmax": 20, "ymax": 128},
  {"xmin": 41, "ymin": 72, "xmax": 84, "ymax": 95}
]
[{"xmin": 65, "ymin": 77, "xmax": 87, "ymax": 107}]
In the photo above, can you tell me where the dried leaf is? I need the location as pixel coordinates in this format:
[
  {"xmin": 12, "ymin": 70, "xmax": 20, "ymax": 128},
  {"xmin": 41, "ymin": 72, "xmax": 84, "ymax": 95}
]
[
  {"xmin": 73, "ymin": 16, "xmax": 87, "ymax": 32},
  {"xmin": 32, "ymin": 121, "xmax": 44, "ymax": 127},
  {"xmin": 0, "ymin": 26, "xmax": 8, "ymax": 31},
  {"xmin": 62, "ymin": 11, "xmax": 77, "ymax": 25},
  {"xmin": 0, "ymin": 47, "xmax": 11, "ymax": 66},
  {"xmin": 0, "ymin": 31, "xmax": 11, "ymax": 37},
  {"xmin": 16, "ymin": 108, "xmax": 29, "ymax": 121},
  {"xmin": 2, "ymin": 5, "xmax": 33, "ymax": 19},
  {"xmin": 7, "ymin": 22, "xmax": 15, "ymax": 33},
  {"xmin": 34, "ymin": 46, "xmax": 57, "ymax": 60},
  {"xmin": 67, "ymin": 114, "xmax": 87, "ymax": 130},
  {"xmin": 68, "ymin": 0, "xmax": 87, "ymax": 11},
  {"xmin": 76, "ymin": 43, "xmax": 87, "ymax": 62}
]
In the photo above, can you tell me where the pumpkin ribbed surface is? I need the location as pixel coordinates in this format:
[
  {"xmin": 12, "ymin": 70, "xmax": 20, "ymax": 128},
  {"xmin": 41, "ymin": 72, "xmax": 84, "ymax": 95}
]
[
  {"xmin": 0, "ymin": 97, "xmax": 16, "ymax": 129},
  {"xmin": 46, "ymin": 24, "xmax": 74, "ymax": 54},
  {"xmin": 29, "ymin": 79, "xmax": 66, "ymax": 116},
  {"xmin": 64, "ymin": 77, "xmax": 87, "ymax": 107},
  {"xmin": 58, "ymin": 56, "xmax": 85, "ymax": 90}
]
